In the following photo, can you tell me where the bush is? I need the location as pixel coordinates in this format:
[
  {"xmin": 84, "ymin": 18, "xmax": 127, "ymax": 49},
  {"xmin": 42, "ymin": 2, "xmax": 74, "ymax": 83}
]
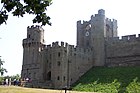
[{"xmin": 0, "ymin": 76, "xmax": 4, "ymax": 85}]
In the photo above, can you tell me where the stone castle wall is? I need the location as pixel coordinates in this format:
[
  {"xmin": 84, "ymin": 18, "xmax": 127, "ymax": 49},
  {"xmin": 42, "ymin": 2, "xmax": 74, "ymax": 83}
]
[
  {"xmin": 21, "ymin": 9, "xmax": 140, "ymax": 89},
  {"xmin": 41, "ymin": 41, "xmax": 93, "ymax": 88},
  {"xmin": 106, "ymin": 34, "xmax": 140, "ymax": 66}
]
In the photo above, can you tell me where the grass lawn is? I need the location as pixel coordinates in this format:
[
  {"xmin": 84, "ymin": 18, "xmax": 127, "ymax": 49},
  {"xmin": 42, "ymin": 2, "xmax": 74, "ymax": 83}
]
[
  {"xmin": 72, "ymin": 67, "xmax": 140, "ymax": 93},
  {"xmin": 0, "ymin": 86, "xmax": 96, "ymax": 93},
  {"xmin": 0, "ymin": 86, "xmax": 59, "ymax": 93}
]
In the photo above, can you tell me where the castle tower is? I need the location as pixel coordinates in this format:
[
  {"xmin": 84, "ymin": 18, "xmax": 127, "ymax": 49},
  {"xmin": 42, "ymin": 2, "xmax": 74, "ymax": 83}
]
[
  {"xmin": 45, "ymin": 42, "xmax": 72, "ymax": 88},
  {"xmin": 77, "ymin": 20, "xmax": 92, "ymax": 48},
  {"xmin": 21, "ymin": 25, "xmax": 45, "ymax": 81},
  {"xmin": 112, "ymin": 19, "xmax": 118, "ymax": 37},
  {"xmin": 105, "ymin": 18, "xmax": 118, "ymax": 38},
  {"xmin": 90, "ymin": 9, "xmax": 106, "ymax": 66},
  {"xmin": 77, "ymin": 9, "xmax": 106, "ymax": 66}
]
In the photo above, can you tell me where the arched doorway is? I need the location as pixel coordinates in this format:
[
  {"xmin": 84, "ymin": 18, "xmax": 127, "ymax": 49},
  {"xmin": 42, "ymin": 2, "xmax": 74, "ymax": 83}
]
[{"xmin": 46, "ymin": 71, "xmax": 51, "ymax": 80}]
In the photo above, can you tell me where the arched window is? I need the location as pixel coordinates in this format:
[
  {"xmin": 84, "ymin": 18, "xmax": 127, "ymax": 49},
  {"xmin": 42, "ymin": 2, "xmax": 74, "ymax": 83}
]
[
  {"xmin": 58, "ymin": 52, "xmax": 60, "ymax": 57},
  {"xmin": 57, "ymin": 76, "xmax": 60, "ymax": 80},
  {"xmin": 63, "ymin": 76, "xmax": 65, "ymax": 81},
  {"xmin": 47, "ymin": 71, "xmax": 51, "ymax": 80}
]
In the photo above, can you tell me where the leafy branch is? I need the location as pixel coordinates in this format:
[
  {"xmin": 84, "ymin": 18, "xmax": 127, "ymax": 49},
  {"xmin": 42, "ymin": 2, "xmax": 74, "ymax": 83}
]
[{"xmin": 0, "ymin": 0, "xmax": 52, "ymax": 26}]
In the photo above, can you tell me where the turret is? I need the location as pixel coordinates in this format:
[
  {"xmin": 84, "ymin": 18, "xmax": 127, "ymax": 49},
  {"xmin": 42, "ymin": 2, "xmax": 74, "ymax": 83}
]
[
  {"xmin": 21, "ymin": 25, "xmax": 45, "ymax": 81},
  {"xmin": 76, "ymin": 20, "xmax": 92, "ymax": 48},
  {"xmin": 90, "ymin": 9, "xmax": 106, "ymax": 66},
  {"xmin": 76, "ymin": 20, "xmax": 82, "ymax": 47},
  {"xmin": 76, "ymin": 9, "xmax": 106, "ymax": 66},
  {"xmin": 27, "ymin": 25, "xmax": 44, "ymax": 43},
  {"xmin": 112, "ymin": 19, "xmax": 118, "ymax": 37},
  {"xmin": 98, "ymin": 9, "xmax": 105, "ymax": 15},
  {"xmin": 105, "ymin": 18, "xmax": 118, "ymax": 37}
]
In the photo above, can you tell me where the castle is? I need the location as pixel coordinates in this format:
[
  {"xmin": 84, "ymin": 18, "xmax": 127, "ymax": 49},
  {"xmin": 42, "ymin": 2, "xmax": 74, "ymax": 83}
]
[{"xmin": 21, "ymin": 9, "xmax": 140, "ymax": 88}]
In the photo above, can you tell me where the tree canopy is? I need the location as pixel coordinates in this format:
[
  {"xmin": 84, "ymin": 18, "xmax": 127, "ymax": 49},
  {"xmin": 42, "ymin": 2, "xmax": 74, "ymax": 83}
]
[{"xmin": 0, "ymin": 0, "xmax": 52, "ymax": 26}]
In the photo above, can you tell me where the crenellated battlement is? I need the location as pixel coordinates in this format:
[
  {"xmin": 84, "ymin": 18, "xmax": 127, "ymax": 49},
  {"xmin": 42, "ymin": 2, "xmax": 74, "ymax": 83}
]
[
  {"xmin": 106, "ymin": 18, "xmax": 117, "ymax": 24},
  {"xmin": 105, "ymin": 18, "xmax": 117, "ymax": 32},
  {"xmin": 46, "ymin": 41, "xmax": 69, "ymax": 48},
  {"xmin": 22, "ymin": 9, "xmax": 140, "ymax": 89},
  {"xmin": 113, "ymin": 19, "xmax": 117, "ymax": 23},
  {"xmin": 45, "ymin": 41, "xmax": 70, "ymax": 50},
  {"xmin": 77, "ymin": 9, "xmax": 106, "ymax": 27},
  {"xmin": 106, "ymin": 34, "xmax": 140, "ymax": 43},
  {"xmin": 98, "ymin": 9, "xmax": 105, "ymax": 15},
  {"xmin": 45, "ymin": 41, "xmax": 92, "ymax": 54},
  {"xmin": 27, "ymin": 25, "xmax": 44, "ymax": 31},
  {"xmin": 106, "ymin": 18, "xmax": 111, "ymax": 22},
  {"xmin": 77, "ymin": 20, "xmax": 90, "ymax": 26}
]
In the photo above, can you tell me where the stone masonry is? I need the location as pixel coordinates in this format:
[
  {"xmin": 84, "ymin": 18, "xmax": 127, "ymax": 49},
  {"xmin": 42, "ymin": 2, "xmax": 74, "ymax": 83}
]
[{"xmin": 21, "ymin": 9, "xmax": 140, "ymax": 89}]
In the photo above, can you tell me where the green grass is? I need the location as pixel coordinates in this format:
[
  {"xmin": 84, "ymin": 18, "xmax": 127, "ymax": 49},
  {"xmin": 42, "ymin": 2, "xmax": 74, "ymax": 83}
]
[
  {"xmin": 0, "ymin": 86, "xmax": 58, "ymax": 93},
  {"xmin": 0, "ymin": 86, "xmax": 97, "ymax": 93},
  {"xmin": 72, "ymin": 67, "xmax": 140, "ymax": 93}
]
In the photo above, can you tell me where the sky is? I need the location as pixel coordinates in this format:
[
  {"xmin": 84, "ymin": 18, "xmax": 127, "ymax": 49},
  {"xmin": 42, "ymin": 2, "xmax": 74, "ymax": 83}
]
[{"xmin": 0, "ymin": 0, "xmax": 140, "ymax": 76}]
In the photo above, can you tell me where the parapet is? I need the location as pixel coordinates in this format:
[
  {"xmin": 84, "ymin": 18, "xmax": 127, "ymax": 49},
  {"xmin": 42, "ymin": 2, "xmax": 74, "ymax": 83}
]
[
  {"xmin": 106, "ymin": 34, "xmax": 140, "ymax": 43},
  {"xmin": 45, "ymin": 41, "xmax": 92, "ymax": 54},
  {"xmin": 27, "ymin": 25, "xmax": 44, "ymax": 32},
  {"xmin": 113, "ymin": 19, "xmax": 117, "ymax": 23},
  {"xmin": 77, "ymin": 20, "xmax": 81, "ymax": 25},
  {"xmin": 129, "ymin": 35, "xmax": 136, "ymax": 40},
  {"xmin": 122, "ymin": 36, "xmax": 128, "ymax": 41},
  {"xmin": 121, "ymin": 34, "xmax": 137, "ymax": 41},
  {"xmin": 77, "ymin": 20, "xmax": 91, "ymax": 31},
  {"xmin": 47, "ymin": 44, "xmax": 51, "ymax": 49},
  {"xmin": 106, "ymin": 18, "xmax": 111, "ymax": 22},
  {"xmin": 98, "ymin": 9, "xmax": 105, "ymax": 15},
  {"xmin": 45, "ymin": 41, "xmax": 71, "ymax": 49},
  {"xmin": 106, "ymin": 18, "xmax": 117, "ymax": 25}
]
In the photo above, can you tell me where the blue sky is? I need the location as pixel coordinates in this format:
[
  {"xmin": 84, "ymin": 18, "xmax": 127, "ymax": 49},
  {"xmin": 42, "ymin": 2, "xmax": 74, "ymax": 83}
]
[{"xmin": 0, "ymin": 0, "xmax": 140, "ymax": 76}]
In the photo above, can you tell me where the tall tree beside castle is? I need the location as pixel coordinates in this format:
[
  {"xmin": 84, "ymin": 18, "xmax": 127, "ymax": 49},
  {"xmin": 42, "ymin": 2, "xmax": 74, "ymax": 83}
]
[
  {"xmin": 0, "ymin": 0, "xmax": 52, "ymax": 26},
  {"xmin": 21, "ymin": 9, "xmax": 140, "ymax": 89},
  {"xmin": 0, "ymin": 0, "xmax": 51, "ymax": 75}
]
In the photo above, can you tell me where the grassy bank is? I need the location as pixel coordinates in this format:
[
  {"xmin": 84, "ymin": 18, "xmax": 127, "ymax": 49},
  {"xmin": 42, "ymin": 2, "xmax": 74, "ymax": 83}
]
[{"xmin": 72, "ymin": 67, "xmax": 140, "ymax": 93}]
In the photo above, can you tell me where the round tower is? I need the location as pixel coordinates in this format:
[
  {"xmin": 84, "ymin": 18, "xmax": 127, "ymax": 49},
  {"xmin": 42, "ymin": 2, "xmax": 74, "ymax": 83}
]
[
  {"xmin": 27, "ymin": 25, "xmax": 44, "ymax": 43},
  {"xmin": 21, "ymin": 25, "xmax": 45, "ymax": 81}
]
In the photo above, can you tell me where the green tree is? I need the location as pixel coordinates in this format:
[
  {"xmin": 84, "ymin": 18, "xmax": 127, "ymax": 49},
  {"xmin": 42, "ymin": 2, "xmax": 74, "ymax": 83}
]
[
  {"xmin": 0, "ymin": 0, "xmax": 52, "ymax": 26},
  {"xmin": 10, "ymin": 74, "xmax": 21, "ymax": 80},
  {"xmin": 0, "ymin": 56, "xmax": 7, "ymax": 76}
]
